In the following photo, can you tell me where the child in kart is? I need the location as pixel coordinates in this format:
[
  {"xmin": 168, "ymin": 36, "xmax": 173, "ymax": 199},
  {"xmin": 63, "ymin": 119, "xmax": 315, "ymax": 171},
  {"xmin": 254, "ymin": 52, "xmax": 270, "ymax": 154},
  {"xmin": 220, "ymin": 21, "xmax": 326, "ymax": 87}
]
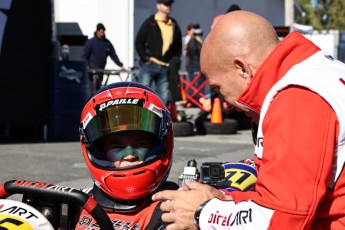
[{"xmin": 77, "ymin": 81, "xmax": 177, "ymax": 230}]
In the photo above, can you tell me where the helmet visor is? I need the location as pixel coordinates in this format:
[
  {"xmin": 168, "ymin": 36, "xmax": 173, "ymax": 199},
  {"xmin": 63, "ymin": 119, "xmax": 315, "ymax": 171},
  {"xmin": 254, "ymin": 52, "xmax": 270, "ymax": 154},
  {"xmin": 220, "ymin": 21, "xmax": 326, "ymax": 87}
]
[
  {"xmin": 88, "ymin": 138, "xmax": 166, "ymax": 169},
  {"xmin": 84, "ymin": 105, "xmax": 164, "ymax": 145}
]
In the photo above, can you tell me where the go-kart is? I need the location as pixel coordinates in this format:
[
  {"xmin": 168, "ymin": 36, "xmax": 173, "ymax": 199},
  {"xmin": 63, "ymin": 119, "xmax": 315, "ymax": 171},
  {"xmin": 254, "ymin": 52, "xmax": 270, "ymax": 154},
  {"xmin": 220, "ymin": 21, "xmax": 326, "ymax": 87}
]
[
  {"xmin": 0, "ymin": 179, "xmax": 113, "ymax": 230},
  {"xmin": 0, "ymin": 159, "xmax": 257, "ymax": 229}
]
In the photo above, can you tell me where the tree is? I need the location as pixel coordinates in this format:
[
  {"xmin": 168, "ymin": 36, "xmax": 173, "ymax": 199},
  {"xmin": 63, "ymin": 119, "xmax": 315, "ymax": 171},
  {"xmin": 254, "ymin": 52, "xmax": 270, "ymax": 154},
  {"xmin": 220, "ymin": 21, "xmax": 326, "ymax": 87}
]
[
  {"xmin": 295, "ymin": 0, "xmax": 345, "ymax": 31},
  {"xmin": 327, "ymin": 0, "xmax": 345, "ymax": 30}
]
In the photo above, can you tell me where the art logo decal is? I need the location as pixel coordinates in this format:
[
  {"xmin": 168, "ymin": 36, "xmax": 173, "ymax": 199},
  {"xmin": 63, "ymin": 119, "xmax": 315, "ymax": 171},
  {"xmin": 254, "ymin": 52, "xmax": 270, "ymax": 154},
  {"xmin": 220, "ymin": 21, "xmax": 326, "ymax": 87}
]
[
  {"xmin": 0, "ymin": 0, "xmax": 12, "ymax": 55},
  {"xmin": 0, "ymin": 199, "xmax": 53, "ymax": 230},
  {"xmin": 207, "ymin": 208, "xmax": 252, "ymax": 226},
  {"xmin": 59, "ymin": 65, "xmax": 82, "ymax": 83},
  {"xmin": 0, "ymin": 200, "xmax": 38, "ymax": 230},
  {"xmin": 13, "ymin": 180, "xmax": 76, "ymax": 193}
]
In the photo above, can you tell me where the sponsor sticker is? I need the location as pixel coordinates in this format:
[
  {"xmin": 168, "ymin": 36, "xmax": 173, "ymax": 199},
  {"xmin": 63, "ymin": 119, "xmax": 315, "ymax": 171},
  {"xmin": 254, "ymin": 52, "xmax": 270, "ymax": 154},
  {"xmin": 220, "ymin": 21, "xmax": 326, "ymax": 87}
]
[
  {"xmin": 148, "ymin": 103, "xmax": 163, "ymax": 118},
  {"xmin": 82, "ymin": 112, "xmax": 93, "ymax": 129},
  {"xmin": 98, "ymin": 98, "xmax": 143, "ymax": 111}
]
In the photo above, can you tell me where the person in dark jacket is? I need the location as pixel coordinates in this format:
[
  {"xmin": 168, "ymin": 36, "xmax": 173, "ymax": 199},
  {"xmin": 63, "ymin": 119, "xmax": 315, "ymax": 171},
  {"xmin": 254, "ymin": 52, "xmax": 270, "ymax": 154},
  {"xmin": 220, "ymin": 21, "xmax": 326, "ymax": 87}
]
[
  {"xmin": 186, "ymin": 24, "xmax": 209, "ymax": 98},
  {"xmin": 81, "ymin": 23, "xmax": 126, "ymax": 92},
  {"xmin": 135, "ymin": 0, "xmax": 182, "ymax": 105}
]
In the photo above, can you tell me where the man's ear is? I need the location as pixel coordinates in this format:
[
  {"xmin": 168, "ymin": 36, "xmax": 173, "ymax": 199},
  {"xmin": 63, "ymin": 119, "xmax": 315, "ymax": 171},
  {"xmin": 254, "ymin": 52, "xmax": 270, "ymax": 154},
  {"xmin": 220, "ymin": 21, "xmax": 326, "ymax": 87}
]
[{"xmin": 234, "ymin": 57, "xmax": 252, "ymax": 79}]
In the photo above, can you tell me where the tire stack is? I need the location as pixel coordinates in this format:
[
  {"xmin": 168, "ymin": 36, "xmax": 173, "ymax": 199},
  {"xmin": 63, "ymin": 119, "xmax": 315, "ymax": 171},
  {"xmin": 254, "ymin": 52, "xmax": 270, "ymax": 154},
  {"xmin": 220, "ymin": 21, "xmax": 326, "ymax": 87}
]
[
  {"xmin": 169, "ymin": 102, "xmax": 195, "ymax": 137},
  {"xmin": 195, "ymin": 116, "xmax": 238, "ymax": 135},
  {"xmin": 173, "ymin": 121, "xmax": 195, "ymax": 137},
  {"xmin": 195, "ymin": 97, "xmax": 238, "ymax": 135},
  {"xmin": 171, "ymin": 98, "xmax": 240, "ymax": 136}
]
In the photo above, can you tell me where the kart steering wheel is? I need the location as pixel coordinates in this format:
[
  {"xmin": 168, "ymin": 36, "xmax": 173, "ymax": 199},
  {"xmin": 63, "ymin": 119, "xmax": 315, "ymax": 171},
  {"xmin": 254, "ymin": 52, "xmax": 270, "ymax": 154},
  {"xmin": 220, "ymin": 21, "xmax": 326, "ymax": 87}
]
[{"xmin": 0, "ymin": 180, "xmax": 113, "ymax": 230}]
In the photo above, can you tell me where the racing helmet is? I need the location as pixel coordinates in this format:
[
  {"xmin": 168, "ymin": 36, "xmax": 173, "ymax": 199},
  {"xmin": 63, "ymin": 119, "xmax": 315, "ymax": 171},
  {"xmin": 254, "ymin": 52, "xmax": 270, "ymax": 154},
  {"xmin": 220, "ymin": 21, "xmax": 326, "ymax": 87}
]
[{"xmin": 80, "ymin": 82, "xmax": 173, "ymax": 201}]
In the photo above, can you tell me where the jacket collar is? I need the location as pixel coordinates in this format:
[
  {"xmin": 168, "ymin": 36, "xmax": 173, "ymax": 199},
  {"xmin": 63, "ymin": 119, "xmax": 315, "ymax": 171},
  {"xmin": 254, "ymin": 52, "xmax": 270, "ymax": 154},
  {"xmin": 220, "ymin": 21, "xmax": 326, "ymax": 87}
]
[
  {"xmin": 236, "ymin": 31, "xmax": 320, "ymax": 114},
  {"xmin": 155, "ymin": 13, "xmax": 172, "ymax": 25}
]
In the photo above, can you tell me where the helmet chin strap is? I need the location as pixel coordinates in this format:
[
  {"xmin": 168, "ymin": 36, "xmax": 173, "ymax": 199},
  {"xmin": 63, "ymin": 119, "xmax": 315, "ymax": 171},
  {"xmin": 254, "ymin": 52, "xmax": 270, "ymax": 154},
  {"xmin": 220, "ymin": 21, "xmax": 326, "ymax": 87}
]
[
  {"xmin": 91, "ymin": 181, "xmax": 179, "ymax": 214},
  {"xmin": 92, "ymin": 184, "xmax": 151, "ymax": 214}
]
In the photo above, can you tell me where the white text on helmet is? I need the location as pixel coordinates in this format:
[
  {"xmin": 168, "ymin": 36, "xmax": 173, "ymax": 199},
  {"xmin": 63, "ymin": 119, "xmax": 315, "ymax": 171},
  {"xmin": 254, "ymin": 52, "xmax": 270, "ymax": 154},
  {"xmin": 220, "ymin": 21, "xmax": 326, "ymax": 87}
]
[{"xmin": 99, "ymin": 98, "xmax": 140, "ymax": 111}]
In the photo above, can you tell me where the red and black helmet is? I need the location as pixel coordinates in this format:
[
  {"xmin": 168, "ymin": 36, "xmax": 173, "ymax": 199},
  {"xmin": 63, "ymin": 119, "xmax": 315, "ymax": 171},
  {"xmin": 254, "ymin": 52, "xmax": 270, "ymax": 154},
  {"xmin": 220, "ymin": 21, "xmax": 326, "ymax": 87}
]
[{"xmin": 79, "ymin": 82, "xmax": 173, "ymax": 201}]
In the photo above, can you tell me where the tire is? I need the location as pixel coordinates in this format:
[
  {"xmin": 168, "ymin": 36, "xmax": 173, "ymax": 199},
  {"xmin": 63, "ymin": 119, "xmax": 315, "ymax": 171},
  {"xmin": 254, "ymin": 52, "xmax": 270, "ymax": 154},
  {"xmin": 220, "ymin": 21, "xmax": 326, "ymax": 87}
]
[
  {"xmin": 173, "ymin": 122, "xmax": 194, "ymax": 137},
  {"xmin": 195, "ymin": 118, "xmax": 238, "ymax": 135}
]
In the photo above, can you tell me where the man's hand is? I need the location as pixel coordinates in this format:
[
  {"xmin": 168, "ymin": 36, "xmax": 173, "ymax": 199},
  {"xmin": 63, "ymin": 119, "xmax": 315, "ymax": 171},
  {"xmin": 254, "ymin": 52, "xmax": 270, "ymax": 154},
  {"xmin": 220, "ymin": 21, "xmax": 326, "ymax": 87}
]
[{"xmin": 152, "ymin": 180, "xmax": 225, "ymax": 230}]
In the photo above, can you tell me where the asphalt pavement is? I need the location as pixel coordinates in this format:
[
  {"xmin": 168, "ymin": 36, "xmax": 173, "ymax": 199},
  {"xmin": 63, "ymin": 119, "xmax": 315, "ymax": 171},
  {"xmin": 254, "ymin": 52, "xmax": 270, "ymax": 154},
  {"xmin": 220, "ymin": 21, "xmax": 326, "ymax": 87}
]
[{"xmin": 0, "ymin": 129, "xmax": 254, "ymax": 201}]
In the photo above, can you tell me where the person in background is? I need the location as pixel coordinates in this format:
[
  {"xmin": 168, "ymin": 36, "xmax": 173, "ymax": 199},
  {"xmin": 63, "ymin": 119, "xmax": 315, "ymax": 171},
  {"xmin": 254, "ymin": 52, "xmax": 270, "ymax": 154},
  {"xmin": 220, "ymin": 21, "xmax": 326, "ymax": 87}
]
[
  {"xmin": 81, "ymin": 23, "xmax": 126, "ymax": 92},
  {"xmin": 77, "ymin": 81, "xmax": 177, "ymax": 230},
  {"xmin": 183, "ymin": 23, "xmax": 195, "ymax": 55},
  {"xmin": 181, "ymin": 23, "xmax": 195, "ymax": 72},
  {"xmin": 186, "ymin": 24, "xmax": 209, "ymax": 99},
  {"xmin": 152, "ymin": 10, "xmax": 345, "ymax": 229},
  {"xmin": 135, "ymin": 0, "xmax": 182, "ymax": 106}
]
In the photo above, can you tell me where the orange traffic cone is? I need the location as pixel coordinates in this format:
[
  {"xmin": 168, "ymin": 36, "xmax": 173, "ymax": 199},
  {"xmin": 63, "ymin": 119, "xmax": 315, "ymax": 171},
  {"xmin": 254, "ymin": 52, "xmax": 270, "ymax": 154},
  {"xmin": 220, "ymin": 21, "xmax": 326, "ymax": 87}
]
[
  {"xmin": 210, "ymin": 97, "xmax": 223, "ymax": 123},
  {"xmin": 168, "ymin": 102, "xmax": 179, "ymax": 122}
]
